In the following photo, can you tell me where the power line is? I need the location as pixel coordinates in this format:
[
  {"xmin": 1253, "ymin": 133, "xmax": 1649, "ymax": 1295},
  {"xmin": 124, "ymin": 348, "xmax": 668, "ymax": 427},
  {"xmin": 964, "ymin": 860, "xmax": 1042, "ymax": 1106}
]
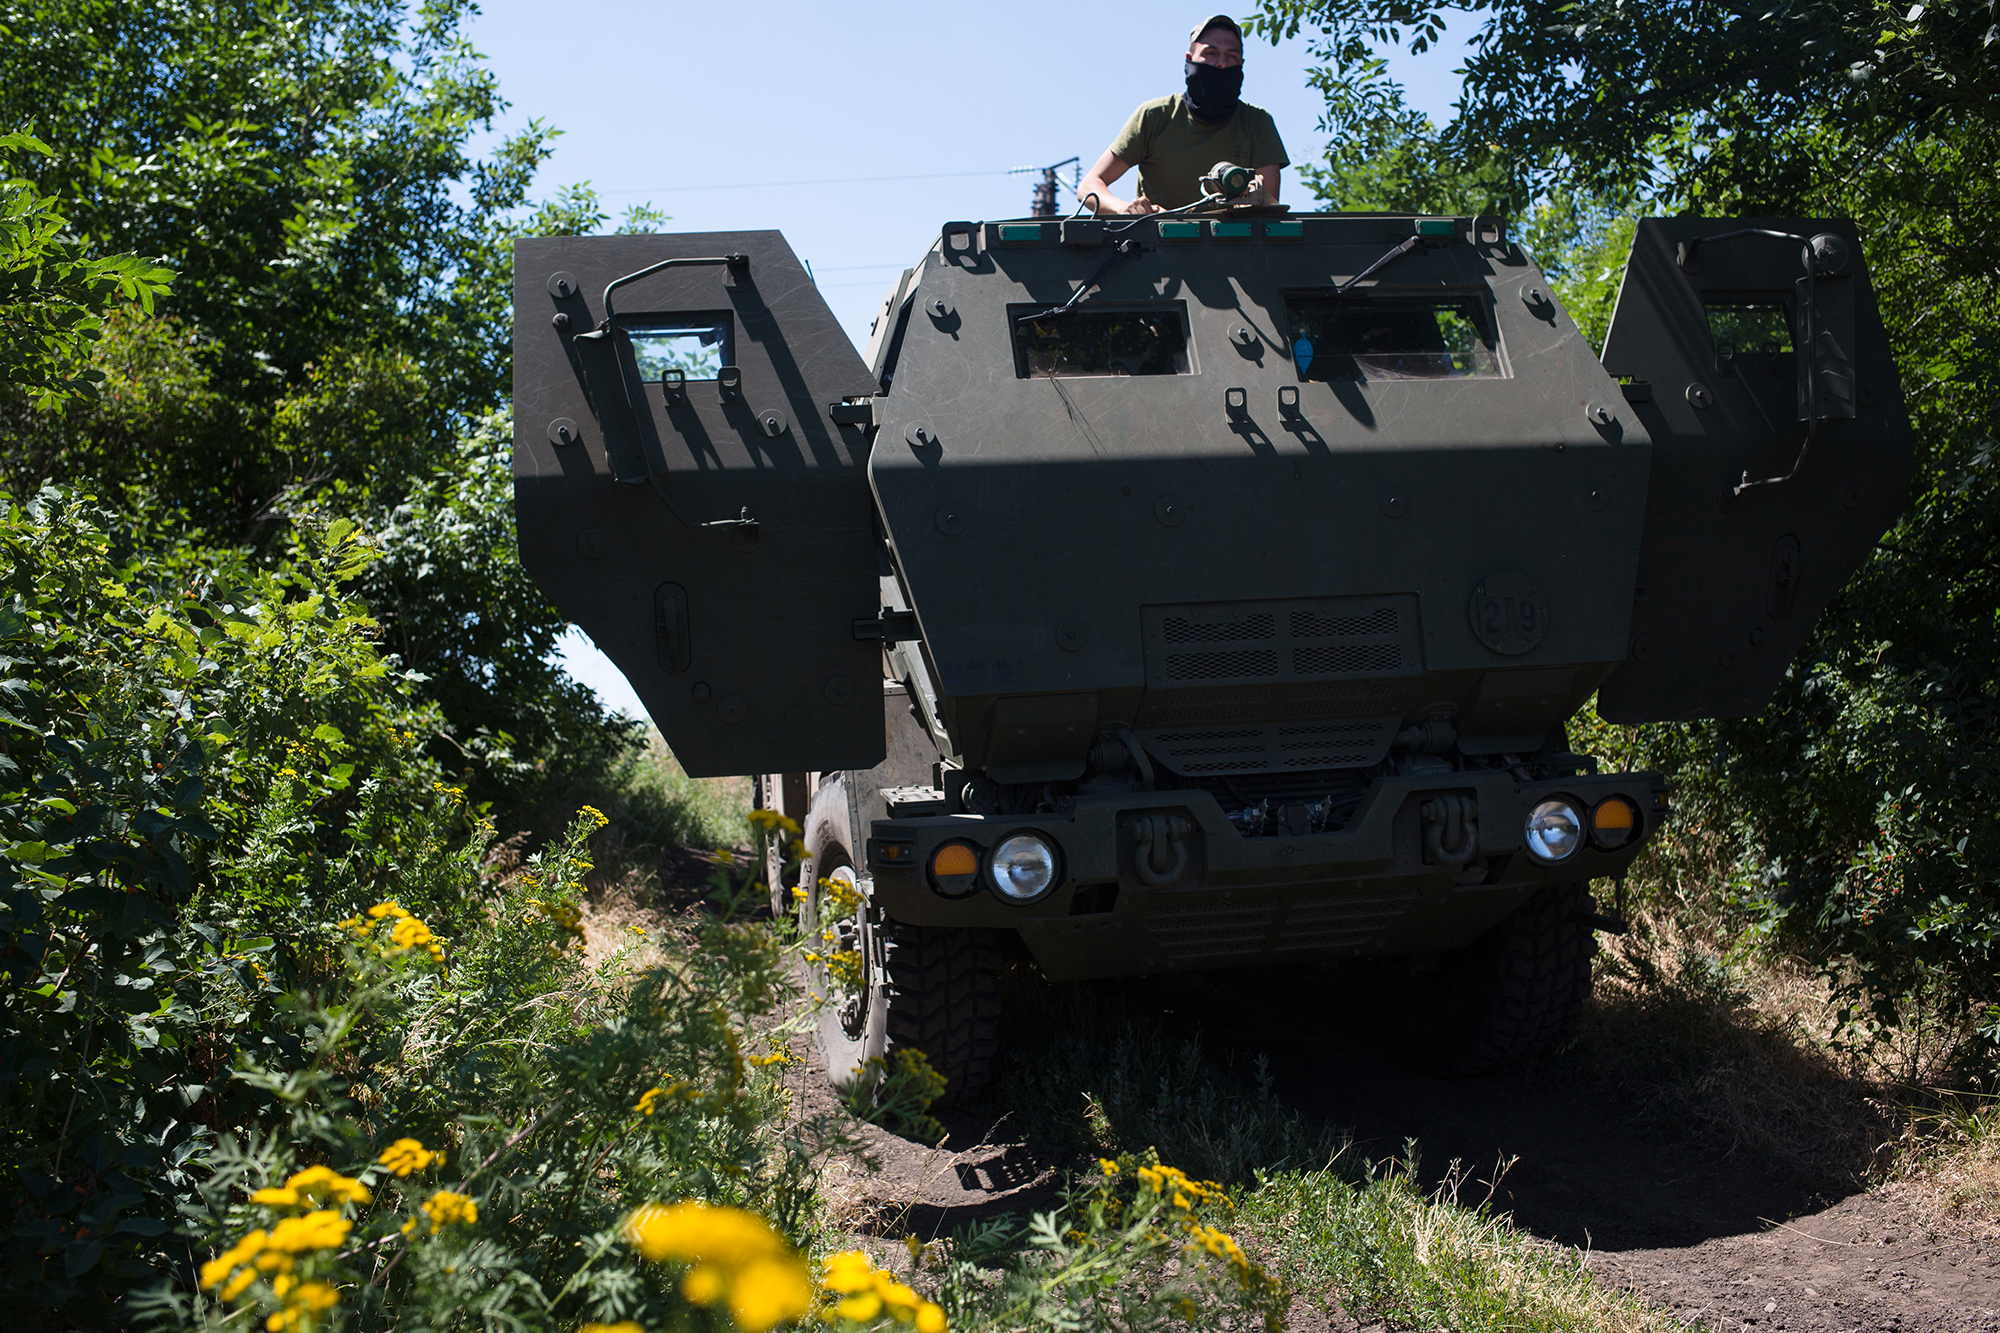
[{"xmin": 596, "ymin": 168, "xmax": 1016, "ymax": 197}]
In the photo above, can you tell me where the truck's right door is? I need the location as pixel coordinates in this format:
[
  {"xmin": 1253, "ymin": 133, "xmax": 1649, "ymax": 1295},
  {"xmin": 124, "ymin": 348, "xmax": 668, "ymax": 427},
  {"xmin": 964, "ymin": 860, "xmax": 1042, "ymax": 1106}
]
[{"xmin": 1595, "ymin": 217, "xmax": 1912, "ymax": 723}]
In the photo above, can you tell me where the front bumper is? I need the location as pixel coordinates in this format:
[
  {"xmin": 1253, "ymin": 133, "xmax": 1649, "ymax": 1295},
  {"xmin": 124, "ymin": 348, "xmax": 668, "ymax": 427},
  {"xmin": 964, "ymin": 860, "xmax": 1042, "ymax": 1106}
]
[{"xmin": 865, "ymin": 770, "xmax": 1663, "ymax": 981}]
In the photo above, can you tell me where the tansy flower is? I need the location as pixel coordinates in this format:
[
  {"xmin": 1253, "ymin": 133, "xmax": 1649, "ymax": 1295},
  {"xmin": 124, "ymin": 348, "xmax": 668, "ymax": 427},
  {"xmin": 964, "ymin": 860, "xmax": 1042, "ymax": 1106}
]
[
  {"xmin": 250, "ymin": 1165, "xmax": 371, "ymax": 1210},
  {"xmin": 819, "ymin": 1250, "xmax": 945, "ymax": 1333},
  {"xmin": 400, "ymin": 1190, "xmax": 478, "ymax": 1236},
  {"xmin": 578, "ymin": 1324, "xmax": 645, "ymax": 1333},
  {"xmin": 621, "ymin": 1201, "xmax": 812, "ymax": 1333},
  {"xmin": 377, "ymin": 1138, "xmax": 439, "ymax": 1178}
]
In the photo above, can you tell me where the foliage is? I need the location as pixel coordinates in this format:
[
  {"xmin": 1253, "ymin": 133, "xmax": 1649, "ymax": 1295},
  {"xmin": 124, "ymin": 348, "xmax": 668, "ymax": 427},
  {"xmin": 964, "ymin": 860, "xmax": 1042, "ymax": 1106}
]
[
  {"xmin": 0, "ymin": 0, "xmax": 554, "ymax": 525},
  {"xmin": 0, "ymin": 2, "xmax": 655, "ymax": 812},
  {"xmin": 0, "ymin": 134, "xmax": 171, "ymax": 412},
  {"xmin": 136, "ymin": 811, "xmax": 885, "ymax": 1333},
  {"xmin": 938, "ymin": 1152, "xmax": 1287, "ymax": 1332},
  {"xmin": 1243, "ymin": 1157, "xmax": 1684, "ymax": 1332},
  {"xmin": 354, "ymin": 411, "xmax": 633, "ymax": 807},
  {"xmin": 0, "ymin": 488, "xmax": 456, "ymax": 1323}
]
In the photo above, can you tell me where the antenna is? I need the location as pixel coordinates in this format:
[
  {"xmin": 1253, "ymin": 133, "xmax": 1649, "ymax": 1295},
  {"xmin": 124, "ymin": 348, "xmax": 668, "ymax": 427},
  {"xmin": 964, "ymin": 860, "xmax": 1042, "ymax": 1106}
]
[{"xmin": 1010, "ymin": 157, "xmax": 1081, "ymax": 218}]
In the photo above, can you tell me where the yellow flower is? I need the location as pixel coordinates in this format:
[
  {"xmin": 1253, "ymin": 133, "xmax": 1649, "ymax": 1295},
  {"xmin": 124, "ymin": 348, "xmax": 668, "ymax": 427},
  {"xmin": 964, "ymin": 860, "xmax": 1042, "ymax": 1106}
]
[
  {"xmin": 621, "ymin": 1202, "xmax": 812, "ymax": 1333},
  {"xmin": 263, "ymin": 1277, "xmax": 338, "ymax": 1333},
  {"xmin": 747, "ymin": 809, "xmax": 800, "ymax": 837},
  {"xmin": 377, "ymin": 1138, "xmax": 438, "ymax": 1178},
  {"xmin": 200, "ymin": 1229, "xmax": 269, "ymax": 1291},
  {"xmin": 579, "ymin": 803, "xmax": 610, "ymax": 828},
  {"xmin": 1099, "ymin": 1158, "xmax": 1119, "ymax": 1176},
  {"xmin": 256, "ymin": 1166, "xmax": 370, "ymax": 1209},
  {"xmin": 578, "ymin": 1324, "xmax": 646, "ymax": 1333},
  {"xmin": 816, "ymin": 1250, "xmax": 946, "ymax": 1332},
  {"xmin": 728, "ymin": 1256, "xmax": 815, "ymax": 1332},
  {"xmin": 265, "ymin": 1210, "xmax": 351, "ymax": 1254},
  {"xmin": 406, "ymin": 1189, "xmax": 478, "ymax": 1235},
  {"xmin": 635, "ymin": 1085, "xmax": 670, "ymax": 1116}
]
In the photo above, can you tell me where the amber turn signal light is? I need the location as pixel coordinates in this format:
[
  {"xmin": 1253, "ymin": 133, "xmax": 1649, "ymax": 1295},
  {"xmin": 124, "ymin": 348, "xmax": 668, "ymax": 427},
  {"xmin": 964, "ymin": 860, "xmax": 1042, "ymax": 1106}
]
[
  {"xmin": 1591, "ymin": 795, "xmax": 1639, "ymax": 850},
  {"xmin": 928, "ymin": 841, "xmax": 982, "ymax": 897}
]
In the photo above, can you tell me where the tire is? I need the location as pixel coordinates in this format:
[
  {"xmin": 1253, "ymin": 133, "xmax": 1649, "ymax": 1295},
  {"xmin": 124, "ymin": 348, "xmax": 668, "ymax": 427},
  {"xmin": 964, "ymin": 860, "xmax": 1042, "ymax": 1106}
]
[
  {"xmin": 801, "ymin": 776, "xmax": 1001, "ymax": 1108},
  {"xmin": 1446, "ymin": 882, "xmax": 1598, "ymax": 1073}
]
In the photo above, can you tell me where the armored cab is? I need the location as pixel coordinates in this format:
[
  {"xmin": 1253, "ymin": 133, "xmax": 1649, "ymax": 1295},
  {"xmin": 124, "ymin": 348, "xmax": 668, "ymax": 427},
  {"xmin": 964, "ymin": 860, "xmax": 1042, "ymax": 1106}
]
[{"xmin": 513, "ymin": 212, "xmax": 1910, "ymax": 1097}]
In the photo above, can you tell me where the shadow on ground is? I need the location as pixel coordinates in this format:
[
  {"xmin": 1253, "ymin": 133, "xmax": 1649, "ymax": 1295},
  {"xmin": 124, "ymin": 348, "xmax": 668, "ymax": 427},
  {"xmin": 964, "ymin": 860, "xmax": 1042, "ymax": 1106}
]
[{"xmin": 1136, "ymin": 963, "xmax": 1833, "ymax": 1253}]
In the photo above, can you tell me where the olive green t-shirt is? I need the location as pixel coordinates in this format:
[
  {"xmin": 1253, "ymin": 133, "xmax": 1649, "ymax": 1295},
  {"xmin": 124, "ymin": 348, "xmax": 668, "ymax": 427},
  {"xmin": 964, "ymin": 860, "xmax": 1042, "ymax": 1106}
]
[{"xmin": 1109, "ymin": 95, "xmax": 1289, "ymax": 209}]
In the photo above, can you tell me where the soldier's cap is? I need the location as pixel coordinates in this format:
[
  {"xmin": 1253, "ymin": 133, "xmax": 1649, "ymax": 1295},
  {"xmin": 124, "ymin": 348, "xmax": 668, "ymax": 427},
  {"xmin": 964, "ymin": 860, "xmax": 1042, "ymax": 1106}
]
[{"xmin": 1189, "ymin": 14, "xmax": 1244, "ymax": 46}]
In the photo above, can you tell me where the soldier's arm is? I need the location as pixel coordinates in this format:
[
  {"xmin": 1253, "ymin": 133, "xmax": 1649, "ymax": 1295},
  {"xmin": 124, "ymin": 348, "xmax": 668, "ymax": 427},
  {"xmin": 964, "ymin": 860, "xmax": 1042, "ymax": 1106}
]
[
  {"xmin": 1079, "ymin": 150, "xmax": 1160, "ymax": 216},
  {"xmin": 1251, "ymin": 165, "xmax": 1282, "ymax": 204}
]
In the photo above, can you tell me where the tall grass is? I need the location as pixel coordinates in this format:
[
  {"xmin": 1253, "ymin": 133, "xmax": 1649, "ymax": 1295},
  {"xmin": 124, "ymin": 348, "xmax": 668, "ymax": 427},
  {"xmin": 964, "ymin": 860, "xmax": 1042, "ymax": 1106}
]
[{"xmin": 1243, "ymin": 1162, "xmax": 1690, "ymax": 1333}]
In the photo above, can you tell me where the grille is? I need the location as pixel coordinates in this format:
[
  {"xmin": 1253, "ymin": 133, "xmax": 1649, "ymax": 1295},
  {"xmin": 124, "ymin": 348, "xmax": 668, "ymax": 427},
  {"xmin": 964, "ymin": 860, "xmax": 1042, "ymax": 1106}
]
[
  {"xmin": 1140, "ymin": 596, "xmax": 1420, "ymax": 734},
  {"xmin": 1163, "ymin": 614, "xmax": 1275, "ymax": 645},
  {"xmin": 1138, "ymin": 717, "xmax": 1399, "ymax": 776},
  {"xmin": 1146, "ymin": 905, "xmax": 1276, "ymax": 963},
  {"xmin": 1293, "ymin": 643, "xmax": 1402, "ymax": 675},
  {"xmin": 1274, "ymin": 887, "xmax": 1420, "ymax": 951},
  {"xmin": 1147, "ymin": 594, "xmax": 1420, "ymax": 689},
  {"xmin": 1164, "ymin": 650, "xmax": 1279, "ymax": 681},
  {"xmin": 1292, "ymin": 608, "xmax": 1398, "ymax": 637}
]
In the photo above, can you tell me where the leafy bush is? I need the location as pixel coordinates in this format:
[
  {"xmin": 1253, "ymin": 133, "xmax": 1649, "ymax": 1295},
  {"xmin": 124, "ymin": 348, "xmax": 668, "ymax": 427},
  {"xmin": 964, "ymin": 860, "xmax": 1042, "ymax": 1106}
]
[{"xmin": 0, "ymin": 488, "xmax": 454, "ymax": 1322}]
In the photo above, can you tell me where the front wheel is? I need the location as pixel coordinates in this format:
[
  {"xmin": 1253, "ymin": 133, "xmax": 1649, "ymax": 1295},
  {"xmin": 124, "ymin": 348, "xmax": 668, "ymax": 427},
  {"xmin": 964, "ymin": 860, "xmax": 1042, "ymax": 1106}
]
[
  {"xmin": 1445, "ymin": 882, "xmax": 1598, "ymax": 1073},
  {"xmin": 800, "ymin": 777, "xmax": 1000, "ymax": 1108}
]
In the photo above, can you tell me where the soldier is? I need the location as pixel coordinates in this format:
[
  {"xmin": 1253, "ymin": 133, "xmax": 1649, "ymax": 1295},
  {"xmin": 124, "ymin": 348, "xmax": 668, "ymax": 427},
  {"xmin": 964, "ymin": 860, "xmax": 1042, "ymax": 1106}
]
[{"xmin": 1078, "ymin": 15, "xmax": 1290, "ymax": 217}]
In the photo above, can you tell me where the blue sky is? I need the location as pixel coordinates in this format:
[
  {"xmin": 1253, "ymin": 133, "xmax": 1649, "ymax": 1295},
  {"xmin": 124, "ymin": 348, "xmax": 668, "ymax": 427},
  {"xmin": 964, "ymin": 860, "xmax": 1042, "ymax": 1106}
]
[{"xmin": 463, "ymin": 1, "xmax": 1473, "ymax": 716}]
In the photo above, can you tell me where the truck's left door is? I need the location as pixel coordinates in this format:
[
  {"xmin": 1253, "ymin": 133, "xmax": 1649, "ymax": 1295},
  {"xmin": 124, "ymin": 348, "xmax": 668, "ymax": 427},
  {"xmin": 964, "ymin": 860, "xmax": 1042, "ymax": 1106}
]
[{"xmin": 513, "ymin": 232, "xmax": 885, "ymax": 776}]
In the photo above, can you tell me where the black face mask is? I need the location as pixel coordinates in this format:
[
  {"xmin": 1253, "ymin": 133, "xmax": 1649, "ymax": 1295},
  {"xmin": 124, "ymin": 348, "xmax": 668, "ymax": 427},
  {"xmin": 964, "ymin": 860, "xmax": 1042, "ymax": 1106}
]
[{"xmin": 1183, "ymin": 57, "xmax": 1243, "ymax": 123}]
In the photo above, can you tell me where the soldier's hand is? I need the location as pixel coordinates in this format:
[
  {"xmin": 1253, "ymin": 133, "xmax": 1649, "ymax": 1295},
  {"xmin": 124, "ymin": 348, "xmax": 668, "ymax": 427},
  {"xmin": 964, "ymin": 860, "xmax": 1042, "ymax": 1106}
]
[{"xmin": 1122, "ymin": 196, "xmax": 1163, "ymax": 215}]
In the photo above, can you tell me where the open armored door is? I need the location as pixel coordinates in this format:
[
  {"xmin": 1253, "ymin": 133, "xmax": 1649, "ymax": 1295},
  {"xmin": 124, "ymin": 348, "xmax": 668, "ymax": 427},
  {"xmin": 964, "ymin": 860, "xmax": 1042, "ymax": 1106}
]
[
  {"xmin": 1595, "ymin": 218, "xmax": 1913, "ymax": 723},
  {"xmin": 513, "ymin": 232, "xmax": 884, "ymax": 776}
]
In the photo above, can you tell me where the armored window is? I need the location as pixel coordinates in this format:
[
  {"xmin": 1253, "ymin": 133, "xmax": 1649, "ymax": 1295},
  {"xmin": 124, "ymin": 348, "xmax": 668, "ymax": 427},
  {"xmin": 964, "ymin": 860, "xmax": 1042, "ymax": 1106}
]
[
  {"xmin": 621, "ymin": 314, "xmax": 732, "ymax": 381},
  {"xmin": 1702, "ymin": 298, "xmax": 1795, "ymax": 379},
  {"xmin": 1282, "ymin": 292, "xmax": 1504, "ymax": 381},
  {"xmin": 1009, "ymin": 303, "xmax": 1192, "ymax": 379}
]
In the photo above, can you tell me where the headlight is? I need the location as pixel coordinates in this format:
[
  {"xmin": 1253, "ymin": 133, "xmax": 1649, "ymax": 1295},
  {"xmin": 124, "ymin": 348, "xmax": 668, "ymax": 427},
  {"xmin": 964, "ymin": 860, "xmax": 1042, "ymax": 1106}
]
[
  {"xmin": 989, "ymin": 832, "xmax": 1059, "ymax": 902},
  {"xmin": 1591, "ymin": 795, "xmax": 1640, "ymax": 850},
  {"xmin": 1524, "ymin": 799, "xmax": 1583, "ymax": 863}
]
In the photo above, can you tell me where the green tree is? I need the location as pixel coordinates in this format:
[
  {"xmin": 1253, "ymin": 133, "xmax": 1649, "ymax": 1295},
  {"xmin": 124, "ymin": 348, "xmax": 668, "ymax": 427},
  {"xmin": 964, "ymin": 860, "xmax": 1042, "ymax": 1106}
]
[
  {"xmin": 1254, "ymin": 0, "xmax": 2000, "ymax": 1066},
  {"xmin": 0, "ymin": 134, "xmax": 171, "ymax": 412},
  {"xmin": 0, "ymin": 2, "xmax": 674, "ymax": 804},
  {"xmin": 0, "ymin": 0, "xmax": 554, "ymax": 527}
]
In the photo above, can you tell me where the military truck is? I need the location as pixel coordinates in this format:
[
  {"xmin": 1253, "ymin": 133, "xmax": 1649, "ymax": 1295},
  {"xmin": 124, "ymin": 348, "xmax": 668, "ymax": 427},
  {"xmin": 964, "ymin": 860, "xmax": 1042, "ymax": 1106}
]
[{"xmin": 512, "ymin": 206, "xmax": 1910, "ymax": 1100}]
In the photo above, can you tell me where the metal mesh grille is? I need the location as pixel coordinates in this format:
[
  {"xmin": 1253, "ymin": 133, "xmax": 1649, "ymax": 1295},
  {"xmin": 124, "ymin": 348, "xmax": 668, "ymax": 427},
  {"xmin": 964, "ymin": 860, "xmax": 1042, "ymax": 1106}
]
[
  {"xmin": 1293, "ymin": 643, "xmax": 1402, "ymax": 675},
  {"xmin": 1291, "ymin": 608, "xmax": 1398, "ymax": 638},
  {"xmin": 1164, "ymin": 649, "xmax": 1279, "ymax": 681},
  {"xmin": 1162, "ymin": 614, "xmax": 1275, "ymax": 645}
]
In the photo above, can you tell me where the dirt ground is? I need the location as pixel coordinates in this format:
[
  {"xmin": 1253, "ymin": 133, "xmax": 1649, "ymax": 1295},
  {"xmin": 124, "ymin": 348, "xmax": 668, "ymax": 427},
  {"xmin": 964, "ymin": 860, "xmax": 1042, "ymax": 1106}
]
[{"xmin": 591, "ymin": 867, "xmax": 2000, "ymax": 1331}]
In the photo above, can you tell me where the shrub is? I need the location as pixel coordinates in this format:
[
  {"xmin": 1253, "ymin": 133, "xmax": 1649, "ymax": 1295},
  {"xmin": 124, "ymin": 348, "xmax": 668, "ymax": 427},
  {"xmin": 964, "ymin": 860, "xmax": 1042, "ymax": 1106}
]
[{"xmin": 0, "ymin": 487, "xmax": 453, "ymax": 1323}]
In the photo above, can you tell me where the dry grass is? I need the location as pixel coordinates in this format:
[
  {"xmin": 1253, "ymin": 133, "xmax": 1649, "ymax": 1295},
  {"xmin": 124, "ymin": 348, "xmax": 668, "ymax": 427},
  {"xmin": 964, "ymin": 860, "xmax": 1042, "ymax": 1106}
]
[
  {"xmin": 1567, "ymin": 910, "xmax": 1897, "ymax": 1192},
  {"xmin": 1882, "ymin": 1091, "xmax": 2000, "ymax": 1236}
]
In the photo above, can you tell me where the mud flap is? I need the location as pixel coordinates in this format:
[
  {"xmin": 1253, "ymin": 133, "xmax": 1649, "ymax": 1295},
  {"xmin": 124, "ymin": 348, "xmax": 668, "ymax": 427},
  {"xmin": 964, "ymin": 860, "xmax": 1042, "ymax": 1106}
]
[
  {"xmin": 513, "ymin": 232, "xmax": 885, "ymax": 775},
  {"xmin": 1595, "ymin": 218, "xmax": 1912, "ymax": 722}
]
